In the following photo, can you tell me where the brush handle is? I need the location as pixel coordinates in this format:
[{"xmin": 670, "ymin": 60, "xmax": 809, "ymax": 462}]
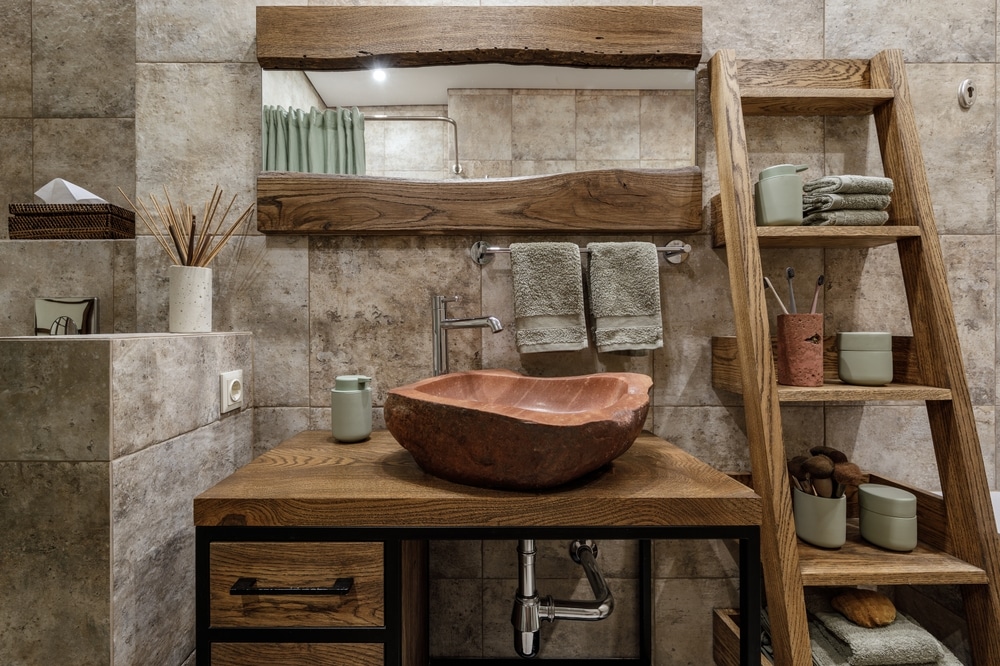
[{"xmin": 810, "ymin": 286, "xmax": 821, "ymax": 314}]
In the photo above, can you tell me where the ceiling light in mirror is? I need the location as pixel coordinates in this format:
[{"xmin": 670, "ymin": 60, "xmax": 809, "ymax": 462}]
[{"xmin": 305, "ymin": 64, "xmax": 695, "ymax": 107}]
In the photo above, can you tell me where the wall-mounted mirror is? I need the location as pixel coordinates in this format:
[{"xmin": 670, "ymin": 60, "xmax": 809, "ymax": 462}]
[{"xmin": 256, "ymin": 6, "xmax": 704, "ymax": 235}]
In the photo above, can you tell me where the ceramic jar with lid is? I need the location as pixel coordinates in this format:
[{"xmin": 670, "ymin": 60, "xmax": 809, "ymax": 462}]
[
  {"xmin": 837, "ymin": 332, "xmax": 893, "ymax": 386},
  {"xmin": 859, "ymin": 483, "xmax": 917, "ymax": 552}
]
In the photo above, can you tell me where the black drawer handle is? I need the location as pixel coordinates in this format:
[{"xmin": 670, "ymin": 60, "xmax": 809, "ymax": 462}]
[{"xmin": 230, "ymin": 576, "xmax": 354, "ymax": 596}]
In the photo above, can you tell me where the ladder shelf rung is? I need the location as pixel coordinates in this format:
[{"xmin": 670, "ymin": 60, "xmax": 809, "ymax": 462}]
[{"xmin": 740, "ymin": 87, "xmax": 894, "ymax": 116}]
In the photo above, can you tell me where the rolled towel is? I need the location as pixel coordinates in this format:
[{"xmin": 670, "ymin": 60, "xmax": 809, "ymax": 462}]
[
  {"xmin": 803, "ymin": 193, "xmax": 891, "ymax": 214},
  {"xmin": 803, "ymin": 210, "xmax": 890, "ymax": 227},
  {"xmin": 510, "ymin": 242, "xmax": 588, "ymax": 353},
  {"xmin": 813, "ymin": 611, "xmax": 943, "ymax": 665},
  {"xmin": 804, "ymin": 175, "xmax": 894, "ymax": 195},
  {"xmin": 586, "ymin": 242, "xmax": 663, "ymax": 353}
]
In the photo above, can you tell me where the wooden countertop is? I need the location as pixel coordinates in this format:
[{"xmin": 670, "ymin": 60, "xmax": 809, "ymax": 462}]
[{"xmin": 194, "ymin": 431, "xmax": 761, "ymax": 529}]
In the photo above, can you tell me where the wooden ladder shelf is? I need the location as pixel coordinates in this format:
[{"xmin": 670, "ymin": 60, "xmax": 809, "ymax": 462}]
[{"xmin": 708, "ymin": 49, "xmax": 1000, "ymax": 665}]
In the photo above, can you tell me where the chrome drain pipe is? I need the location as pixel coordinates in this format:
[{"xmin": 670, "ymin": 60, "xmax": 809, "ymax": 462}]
[{"xmin": 511, "ymin": 539, "xmax": 615, "ymax": 659}]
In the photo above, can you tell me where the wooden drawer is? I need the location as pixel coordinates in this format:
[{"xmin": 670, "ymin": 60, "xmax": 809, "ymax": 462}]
[
  {"xmin": 212, "ymin": 642, "xmax": 382, "ymax": 666},
  {"xmin": 210, "ymin": 542, "xmax": 383, "ymax": 628}
]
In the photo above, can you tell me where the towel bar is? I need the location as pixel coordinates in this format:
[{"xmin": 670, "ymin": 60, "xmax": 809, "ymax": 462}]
[{"xmin": 470, "ymin": 240, "xmax": 692, "ymax": 266}]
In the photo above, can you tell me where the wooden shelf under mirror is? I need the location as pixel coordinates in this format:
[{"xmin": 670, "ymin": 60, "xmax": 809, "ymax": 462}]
[{"xmin": 257, "ymin": 168, "xmax": 703, "ymax": 235}]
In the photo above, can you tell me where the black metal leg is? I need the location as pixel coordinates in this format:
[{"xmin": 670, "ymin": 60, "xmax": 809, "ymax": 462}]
[
  {"xmin": 195, "ymin": 528, "xmax": 212, "ymax": 666},
  {"xmin": 739, "ymin": 529, "xmax": 761, "ymax": 665},
  {"xmin": 384, "ymin": 540, "xmax": 403, "ymax": 666}
]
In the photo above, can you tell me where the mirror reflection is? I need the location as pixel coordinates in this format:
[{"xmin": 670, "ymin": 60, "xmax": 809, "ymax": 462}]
[{"xmin": 261, "ymin": 69, "xmax": 696, "ymax": 181}]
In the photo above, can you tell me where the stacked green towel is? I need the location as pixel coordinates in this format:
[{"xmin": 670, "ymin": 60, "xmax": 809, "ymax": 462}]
[
  {"xmin": 586, "ymin": 242, "xmax": 663, "ymax": 353},
  {"xmin": 808, "ymin": 611, "xmax": 963, "ymax": 666},
  {"xmin": 804, "ymin": 175, "xmax": 894, "ymax": 195},
  {"xmin": 802, "ymin": 175, "xmax": 894, "ymax": 226},
  {"xmin": 510, "ymin": 242, "xmax": 588, "ymax": 353}
]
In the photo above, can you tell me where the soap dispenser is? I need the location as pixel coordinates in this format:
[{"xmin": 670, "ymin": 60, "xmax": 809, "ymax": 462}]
[
  {"xmin": 754, "ymin": 164, "xmax": 808, "ymax": 226},
  {"xmin": 331, "ymin": 375, "xmax": 372, "ymax": 443}
]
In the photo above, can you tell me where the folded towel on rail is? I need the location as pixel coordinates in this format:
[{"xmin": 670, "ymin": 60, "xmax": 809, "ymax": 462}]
[
  {"xmin": 810, "ymin": 610, "xmax": 958, "ymax": 666},
  {"xmin": 803, "ymin": 175, "xmax": 894, "ymax": 195},
  {"xmin": 803, "ymin": 210, "xmax": 890, "ymax": 227},
  {"xmin": 802, "ymin": 193, "xmax": 892, "ymax": 214},
  {"xmin": 510, "ymin": 242, "xmax": 588, "ymax": 353},
  {"xmin": 586, "ymin": 242, "xmax": 663, "ymax": 353}
]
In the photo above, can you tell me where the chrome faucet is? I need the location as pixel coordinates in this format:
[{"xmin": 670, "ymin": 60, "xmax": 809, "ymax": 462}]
[{"xmin": 432, "ymin": 295, "xmax": 503, "ymax": 376}]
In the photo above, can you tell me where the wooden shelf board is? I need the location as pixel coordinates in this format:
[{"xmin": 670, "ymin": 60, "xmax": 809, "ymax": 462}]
[
  {"xmin": 775, "ymin": 380, "xmax": 951, "ymax": 403},
  {"xmin": 741, "ymin": 87, "xmax": 894, "ymax": 116},
  {"xmin": 798, "ymin": 523, "xmax": 988, "ymax": 586}
]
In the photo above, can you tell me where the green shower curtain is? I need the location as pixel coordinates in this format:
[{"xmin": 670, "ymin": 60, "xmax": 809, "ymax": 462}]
[{"xmin": 262, "ymin": 106, "xmax": 366, "ymax": 175}]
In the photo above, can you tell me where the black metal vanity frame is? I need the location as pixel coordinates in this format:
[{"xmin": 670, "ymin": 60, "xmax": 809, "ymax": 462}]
[{"xmin": 195, "ymin": 526, "xmax": 760, "ymax": 666}]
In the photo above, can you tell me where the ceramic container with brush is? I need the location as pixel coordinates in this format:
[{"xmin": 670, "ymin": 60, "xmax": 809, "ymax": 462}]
[
  {"xmin": 859, "ymin": 483, "xmax": 917, "ymax": 551},
  {"xmin": 792, "ymin": 487, "xmax": 846, "ymax": 549}
]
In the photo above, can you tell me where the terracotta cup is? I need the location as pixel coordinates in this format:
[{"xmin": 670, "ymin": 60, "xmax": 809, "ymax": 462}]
[{"xmin": 775, "ymin": 313, "xmax": 823, "ymax": 387}]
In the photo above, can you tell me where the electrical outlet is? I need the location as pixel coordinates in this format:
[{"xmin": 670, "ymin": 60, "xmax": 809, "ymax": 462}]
[{"xmin": 220, "ymin": 370, "xmax": 244, "ymax": 413}]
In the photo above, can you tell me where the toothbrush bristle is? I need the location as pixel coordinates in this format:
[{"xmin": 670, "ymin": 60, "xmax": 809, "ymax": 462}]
[{"xmin": 786, "ymin": 266, "xmax": 795, "ymax": 278}]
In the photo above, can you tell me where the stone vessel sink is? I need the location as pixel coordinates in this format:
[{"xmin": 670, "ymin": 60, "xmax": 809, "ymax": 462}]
[{"xmin": 384, "ymin": 369, "xmax": 653, "ymax": 490}]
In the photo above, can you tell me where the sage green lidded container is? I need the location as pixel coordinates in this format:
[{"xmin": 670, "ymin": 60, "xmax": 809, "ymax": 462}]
[
  {"xmin": 837, "ymin": 331, "xmax": 893, "ymax": 386},
  {"xmin": 754, "ymin": 164, "xmax": 808, "ymax": 226},
  {"xmin": 859, "ymin": 483, "xmax": 917, "ymax": 552}
]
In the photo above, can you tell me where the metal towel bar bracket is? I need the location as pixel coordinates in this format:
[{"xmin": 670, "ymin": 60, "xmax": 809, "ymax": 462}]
[{"xmin": 470, "ymin": 240, "xmax": 692, "ymax": 266}]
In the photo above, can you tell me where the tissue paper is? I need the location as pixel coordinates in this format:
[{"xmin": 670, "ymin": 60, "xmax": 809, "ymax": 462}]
[{"xmin": 35, "ymin": 178, "xmax": 107, "ymax": 205}]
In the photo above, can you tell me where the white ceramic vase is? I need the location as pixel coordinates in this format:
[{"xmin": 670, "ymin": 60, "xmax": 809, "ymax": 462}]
[{"xmin": 168, "ymin": 265, "xmax": 213, "ymax": 333}]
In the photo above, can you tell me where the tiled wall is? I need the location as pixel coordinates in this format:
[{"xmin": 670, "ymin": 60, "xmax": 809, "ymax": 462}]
[
  {"xmin": 2, "ymin": 0, "xmax": 999, "ymax": 664},
  {"xmin": 0, "ymin": 333, "xmax": 253, "ymax": 665}
]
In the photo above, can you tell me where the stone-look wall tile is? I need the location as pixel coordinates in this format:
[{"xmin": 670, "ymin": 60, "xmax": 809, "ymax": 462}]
[
  {"xmin": 480, "ymin": 233, "xmax": 654, "ymax": 377},
  {"xmin": 214, "ymin": 236, "xmax": 310, "ymax": 408},
  {"xmin": 640, "ymin": 91, "xmax": 696, "ymax": 164},
  {"xmin": 0, "ymin": 0, "xmax": 31, "ymax": 117},
  {"xmin": 262, "ymin": 70, "xmax": 325, "ymax": 110},
  {"xmin": 940, "ymin": 235, "xmax": 995, "ymax": 405},
  {"xmin": 0, "ymin": 461, "xmax": 110, "ymax": 665},
  {"xmin": 459, "ymin": 160, "xmax": 514, "ymax": 179},
  {"xmin": 136, "ymin": 63, "xmax": 261, "ymax": 207},
  {"xmin": 482, "ymin": 578, "xmax": 639, "ymax": 659},
  {"xmin": 32, "ymin": 0, "xmax": 135, "ymax": 118},
  {"xmin": 667, "ymin": 0, "xmax": 824, "ymax": 61},
  {"xmin": 0, "ymin": 339, "xmax": 111, "ymax": 461},
  {"xmin": 908, "ymin": 64, "xmax": 996, "ymax": 235},
  {"xmin": 253, "ymin": 407, "xmax": 310, "ymax": 458},
  {"xmin": 510, "ymin": 160, "xmax": 576, "ymax": 176},
  {"xmin": 134, "ymin": 236, "xmax": 171, "ymax": 331},
  {"xmin": 377, "ymin": 104, "xmax": 450, "ymax": 175},
  {"xmin": 511, "ymin": 92, "xmax": 576, "ymax": 161},
  {"xmin": 429, "ymin": 578, "xmax": 483, "ymax": 658},
  {"xmin": 308, "ymin": 236, "xmax": 481, "ymax": 407},
  {"xmin": 111, "ymin": 332, "xmax": 253, "ymax": 457},
  {"xmin": 0, "ymin": 240, "xmax": 121, "ymax": 336},
  {"xmin": 114, "ymin": 240, "xmax": 138, "ymax": 333},
  {"xmin": 825, "ymin": 0, "xmax": 995, "ymax": 62},
  {"xmin": 653, "ymin": 539, "xmax": 740, "ymax": 579},
  {"xmin": 576, "ymin": 91, "xmax": 641, "ymax": 162},
  {"xmin": 111, "ymin": 412, "xmax": 253, "ymax": 666},
  {"xmin": 823, "ymin": 115, "xmax": 883, "ymax": 177},
  {"xmin": 824, "ymin": 244, "xmax": 911, "ymax": 334},
  {"xmin": 430, "ymin": 540, "xmax": 482, "ymax": 579},
  {"xmin": 137, "ymin": 0, "xmax": 299, "ymax": 65},
  {"xmin": 652, "ymin": 577, "xmax": 740, "ymax": 666},
  {"xmin": 0, "ymin": 119, "xmax": 33, "ymax": 237},
  {"xmin": 483, "ymin": 540, "xmax": 638, "ymax": 579},
  {"xmin": 652, "ymin": 234, "xmax": 739, "ymax": 408},
  {"xmin": 826, "ymin": 405, "xmax": 996, "ymax": 491},
  {"xmin": 450, "ymin": 90, "xmax": 513, "ymax": 161},
  {"xmin": 33, "ymin": 118, "xmax": 137, "ymax": 209}
]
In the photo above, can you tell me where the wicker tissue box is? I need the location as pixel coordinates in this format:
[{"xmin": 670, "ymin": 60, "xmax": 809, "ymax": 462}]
[{"xmin": 8, "ymin": 203, "xmax": 135, "ymax": 240}]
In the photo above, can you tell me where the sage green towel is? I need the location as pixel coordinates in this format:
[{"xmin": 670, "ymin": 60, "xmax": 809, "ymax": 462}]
[
  {"xmin": 586, "ymin": 242, "xmax": 663, "ymax": 353},
  {"xmin": 812, "ymin": 611, "xmax": 949, "ymax": 666},
  {"xmin": 804, "ymin": 175, "xmax": 894, "ymax": 195},
  {"xmin": 803, "ymin": 193, "xmax": 891, "ymax": 214},
  {"xmin": 803, "ymin": 210, "xmax": 890, "ymax": 227},
  {"xmin": 510, "ymin": 242, "xmax": 588, "ymax": 353}
]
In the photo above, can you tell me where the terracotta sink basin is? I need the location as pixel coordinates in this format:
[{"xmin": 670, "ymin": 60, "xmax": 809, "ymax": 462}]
[{"xmin": 384, "ymin": 369, "xmax": 652, "ymax": 490}]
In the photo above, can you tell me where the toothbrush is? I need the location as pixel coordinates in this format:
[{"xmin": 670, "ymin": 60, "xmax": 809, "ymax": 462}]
[
  {"xmin": 810, "ymin": 275, "xmax": 825, "ymax": 314},
  {"xmin": 785, "ymin": 267, "xmax": 797, "ymax": 314},
  {"xmin": 763, "ymin": 277, "xmax": 790, "ymax": 315}
]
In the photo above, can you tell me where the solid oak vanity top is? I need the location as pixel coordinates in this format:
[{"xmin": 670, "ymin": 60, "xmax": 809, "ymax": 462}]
[{"xmin": 194, "ymin": 430, "xmax": 761, "ymax": 529}]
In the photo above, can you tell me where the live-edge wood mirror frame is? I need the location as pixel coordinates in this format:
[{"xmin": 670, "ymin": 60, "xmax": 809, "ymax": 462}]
[{"xmin": 256, "ymin": 6, "xmax": 703, "ymax": 235}]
